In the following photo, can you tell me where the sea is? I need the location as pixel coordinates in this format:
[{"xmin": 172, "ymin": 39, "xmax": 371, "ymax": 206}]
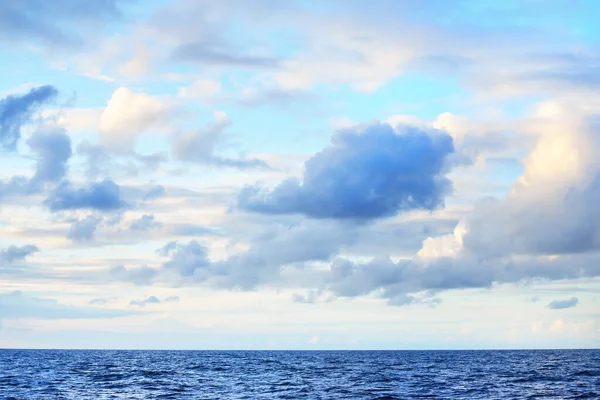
[{"xmin": 1, "ymin": 349, "xmax": 598, "ymax": 399}]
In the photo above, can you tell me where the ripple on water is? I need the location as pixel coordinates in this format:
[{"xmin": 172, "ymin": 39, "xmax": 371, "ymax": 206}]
[{"xmin": 1, "ymin": 349, "xmax": 599, "ymax": 399}]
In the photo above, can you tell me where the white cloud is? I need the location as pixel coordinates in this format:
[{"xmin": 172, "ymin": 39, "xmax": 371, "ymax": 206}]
[
  {"xmin": 99, "ymin": 87, "xmax": 174, "ymax": 152},
  {"xmin": 177, "ymin": 79, "xmax": 222, "ymax": 100}
]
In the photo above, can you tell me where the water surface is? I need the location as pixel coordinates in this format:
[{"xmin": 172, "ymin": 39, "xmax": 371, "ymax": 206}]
[{"xmin": 1, "ymin": 349, "xmax": 598, "ymax": 399}]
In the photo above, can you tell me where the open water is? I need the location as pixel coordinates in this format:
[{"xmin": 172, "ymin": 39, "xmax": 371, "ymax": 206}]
[{"xmin": 1, "ymin": 349, "xmax": 598, "ymax": 399}]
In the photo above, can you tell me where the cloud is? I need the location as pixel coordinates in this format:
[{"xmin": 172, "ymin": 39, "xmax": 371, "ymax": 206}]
[
  {"xmin": 0, "ymin": 291, "xmax": 136, "ymax": 320},
  {"xmin": 170, "ymin": 111, "xmax": 268, "ymax": 169},
  {"xmin": 460, "ymin": 103, "xmax": 600, "ymax": 258},
  {"xmin": 238, "ymin": 122, "xmax": 455, "ymax": 220},
  {"xmin": 130, "ymin": 214, "xmax": 162, "ymax": 231},
  {"xmin": 153, "ymin": 219, "xmax": 359, "ymax": 289},
  {"xmin": 129, "ymin": 295, "xmax": 180, "ymax": 307},
  {"xmin": 76, "ymin": 141, "xmax": 112, "ymax": 179},
  {"xmin": 169, "ymin": 224, "xmax": 218, "ymax": 236},
  {"xmin": 0, "ymin": 245, "xmax": 39, "ymax": 264},
  {"xmin": 44, "ymin": 179, "xmax": 128, "ymax": 211},
  {"xmin": 27, "ymin": 128, "xmax": 72, "ymax": 185},
  {"xmin": 66, "ymin": 215, "xmax": 102, "ymax": 242},
  {"xmin": 547, "ymin": 297, "xmax": 579, "ymax": 310},
  {"xmin": 109, "ymin": 265, "xmax": 158, "ymax": 286},
  {"xmin": 76, "ymin": 141, "xmax": 167, "ymax": 180},
  {"xmin": 143, "ymin": 184, "xmax": 165, "ymax": 201},
  {"xmin": 316, "ymin": 253, "xmax": 600, "ymax": 306},
  {"xmin": 177, "ymin": 79, "xmax": 222, "ymax": 100},
  {"xmin": 0, "ymin": 0, "xmax": 129, "ymax": 48},
  {"xmin": 172, "ymin": 41, "xmax": 280, "ymax": 69},
  {"xmin": 0, "ymin": 85, "xmax": 58, "ymax": 151},
  {"xmin": 129, "ymin": 295, "xmax": 160, "ymax": 307},
  {"xmin": 161, "ymin": 241, "xmax": 211, "ymax": 277},
  {"xmin": 99, "ymin": 87, "xmax": 173, "ymax": 152}
]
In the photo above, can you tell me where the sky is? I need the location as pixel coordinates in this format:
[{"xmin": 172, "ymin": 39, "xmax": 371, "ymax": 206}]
[{"xmin": 1, "ymin": 0, "xmax": 600, "ymax": 350}]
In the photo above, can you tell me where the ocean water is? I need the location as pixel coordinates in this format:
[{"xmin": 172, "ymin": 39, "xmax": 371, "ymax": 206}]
[{"xmin": 1, "ymin": 349, "xmax": 598, "ymax": 399}]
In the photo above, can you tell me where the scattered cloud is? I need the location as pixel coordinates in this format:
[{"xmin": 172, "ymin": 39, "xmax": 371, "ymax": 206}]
[
  {"xmin": 129, "ymin": 295, "xmax": 180, "ymax": 307},
  {"xmin": 44, "ymin": 179, "xmax": 128, "ymax": 211},
  {"xmin": 547, "ymin": 297, "xmax": 579, "ymax": 310},
  {"xmin": 130, "ymin": 214, "xmax": 162, "ymax": 232},
  {"xmin": 0, "ymin": 245, "xmax": 39, "ymax": 265},
  {"xmin": 0, "ymin": 85, "xmax": 58, "ymax": 151},
  {"xmin": 170, "ymin": 111, "xmax": 268, "ymax": 169},
  {"xmin": 66, "ymin": 215, "xmax": 102, "ymax": 243}
]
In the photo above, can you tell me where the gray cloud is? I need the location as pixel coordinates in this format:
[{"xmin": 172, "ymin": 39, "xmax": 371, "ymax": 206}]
[
  {"xmin": 0, "ymin": 85, "xmax": 58, "ymax": 151},
  {"xmin": 130, "ymin": 214, "xmax": 162, "ymax": 232},
  {"xmin": 0, "ymin": 245, "xmax": 39, "ymax": 265},
  {"xmin": 66, "ymin": 215, "xmax": 102, "ymax": 243},
  {"xmin": 0, "ymin": 0, "xmax": 130, "ymax": 48},
  {"xmin": 129, "ymin": 295, "xmax": 180, "ymax": 307},
  {"xmin": 143, "ymin": 184, "xmax": 166, "ymax": 201},
  {"xmin": 44, "ymin": 179, "xmax": 128, "ymax": 211},
  {"xmin": 109, "ymin": 265, "xmax": 158, "ymax": 286},
  {"xmin": 238, "ymin": 123, "xmax": 455, "ymax": 220},
  {"xmin": 172, "ymin": 41, "xmax": 280, "ymax": 69},
  {"xmin": 547, "ymin": 297, "xmax": 579, "ymax": 310},
  {"xmin": 27, "ymin": 128, "xmax": 72, "ymax": 185},
  {"xmin": 169, "ymin": 224, "xmax": 219, "ymax": 237},
  {"xmin": 170, "ymin": 113, "xmax": 268, "ymax": 169}
]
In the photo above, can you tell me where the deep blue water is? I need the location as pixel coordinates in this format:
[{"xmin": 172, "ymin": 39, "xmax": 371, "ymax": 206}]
[{"xmin": 1, "ymin": 349, "xmax": 598, "ymax": 399}]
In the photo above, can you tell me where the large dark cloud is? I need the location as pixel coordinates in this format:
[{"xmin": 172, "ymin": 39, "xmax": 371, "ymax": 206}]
[
  {"xmin": 238, "ymin": 123, "xmax": 455, "ymax": 220},
  {"xmin": 0, "ymin": 85, "xmax": 58, "ymax": 151},
  {"xmin": 44, "ymin": 179, "xmax": 128, "ymax": 211}
]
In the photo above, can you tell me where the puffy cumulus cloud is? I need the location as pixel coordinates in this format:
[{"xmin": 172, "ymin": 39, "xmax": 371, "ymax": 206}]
[
  {"xmin": 0, "ymin": 85, "xmax": 58, "ymax": 151},
  {"xmin": 238, "ymin": 123, "xmax": 455, "ymax": 220},
  {"xmin": 160, "ymin": 240, "xmax": 210, "ymax": 277},
  {"xmin": 129, "ymin": 295, "xmax": 180, "ymax": 307},
  {"xmin": 99, "ymin": 87, "xmax": 173, "ymax": 152},
  {"xmin": 170, "ymin": 111, "xmax": 268, "ymax": 169},
  {"xmin": 66, "ymin": 215, "xmax": 103, "ymax": 243},
  {"xmin": 0, "ymin": 245, "xmax": 39, "ymax": 265},
  {"xmin": 27, "ymin": 128, "xmax": 72, "ymax": 185},
  {"xmin": 459, "ymin": 103, "xmax": 600, "ymax": 258},
  {"xmin": 44, "ymin": 179, "xmax": 128, "ymax": 212},
  {"xmin": 0, "ymin": 0, "xmax": 130, "ymax": 48},
  {"xmin": 547, "ymin": 297, "xmax": 579, "ymax": 310}
]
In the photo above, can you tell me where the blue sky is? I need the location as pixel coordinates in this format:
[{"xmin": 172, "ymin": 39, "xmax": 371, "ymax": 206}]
[{"xmin": 1, "ymin": 0, "xmax": 599, "ymax": 350}]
